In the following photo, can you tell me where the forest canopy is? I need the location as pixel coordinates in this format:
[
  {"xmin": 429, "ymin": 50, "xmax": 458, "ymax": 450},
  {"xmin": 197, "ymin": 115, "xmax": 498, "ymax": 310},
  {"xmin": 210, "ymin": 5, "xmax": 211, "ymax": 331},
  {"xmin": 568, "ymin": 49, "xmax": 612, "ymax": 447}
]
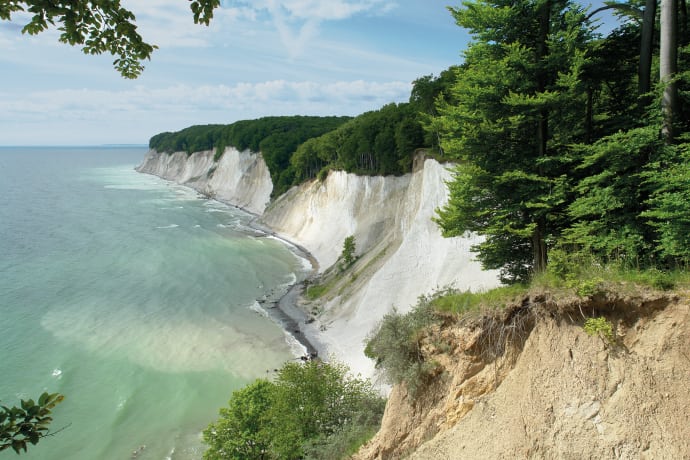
[
  {"xmin": 434, "ymin": 0, "xmax": 690, "ymax": 282},
  {"xmin": 150, "ymin": 0, "xmax": 690, "ymax": 283},
  {"xmin": 148, "ymin": 85, "xmax": 447, "ymax": 197}
]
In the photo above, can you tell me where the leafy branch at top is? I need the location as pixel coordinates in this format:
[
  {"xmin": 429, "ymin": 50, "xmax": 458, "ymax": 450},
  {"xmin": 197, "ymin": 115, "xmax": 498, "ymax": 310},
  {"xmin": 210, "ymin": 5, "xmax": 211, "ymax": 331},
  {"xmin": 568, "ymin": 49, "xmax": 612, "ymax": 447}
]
[
  {"xmin": 0, "ymin": 392, "xmax": 65, "ymax": 455},
  {"xmin": 0, "ymin": 0, "xmax": 220, "ymax": 78}
]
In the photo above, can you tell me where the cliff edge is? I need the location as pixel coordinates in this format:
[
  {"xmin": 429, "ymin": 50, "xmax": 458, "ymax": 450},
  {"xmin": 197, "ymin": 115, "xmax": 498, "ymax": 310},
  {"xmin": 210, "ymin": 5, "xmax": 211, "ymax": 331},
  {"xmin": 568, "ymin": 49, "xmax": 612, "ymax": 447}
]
[{"xmin": 353, "ymin": 288, "xmax": 690, "ymax": 459}]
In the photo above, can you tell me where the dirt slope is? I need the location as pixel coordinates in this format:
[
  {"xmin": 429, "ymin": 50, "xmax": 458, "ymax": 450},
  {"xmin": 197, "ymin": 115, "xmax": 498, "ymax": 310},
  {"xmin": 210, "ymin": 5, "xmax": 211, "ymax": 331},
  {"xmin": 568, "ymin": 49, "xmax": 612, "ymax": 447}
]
[{"xmin": 354, "ymin": 289, "xmax": 690, "ymax": 459}]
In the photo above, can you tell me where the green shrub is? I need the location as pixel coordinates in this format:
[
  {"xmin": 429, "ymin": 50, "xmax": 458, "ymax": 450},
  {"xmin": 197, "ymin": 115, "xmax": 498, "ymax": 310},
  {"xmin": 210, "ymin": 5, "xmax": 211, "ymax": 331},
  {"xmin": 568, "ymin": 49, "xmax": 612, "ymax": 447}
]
[
  {"xmin": 340, "ymin": 236, "xmax": 357, "ymax": 271},
  {"xmin": 305, "ymin": 282, "xmax": 330, "ymax": 300},
  {"xmin": 203, "ymin": 380, "xmax": 274, "ymax": 460},
  {"xmin": 204, "ymin": 361, "xmax": 384, "ymax": 460},
  {"xmin": 365, "ymin": 295, "xmax": 440, "ymax": 397},
  {"xmin": 583, "ymin": 316, "xmax": 615, "ymax": 344},
  {"xmin": 317, "ymin": 166, "xmax": 331, "ymax": 182},
  {"xmin": 571, "ymin": 277, "xmax": 605, "ymax": 298},
  {"xmin": 302, "ymin": 412, "xmax": 383, "ymax": 460},
  {"xmin": 643, "ymin": 269, "xmax": 676, "ymax": 291}
]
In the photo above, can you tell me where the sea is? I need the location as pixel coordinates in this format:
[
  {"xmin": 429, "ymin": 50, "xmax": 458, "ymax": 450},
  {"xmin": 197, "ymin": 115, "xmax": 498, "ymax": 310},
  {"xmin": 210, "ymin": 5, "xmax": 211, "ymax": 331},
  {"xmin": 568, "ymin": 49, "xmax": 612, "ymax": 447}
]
[{"xmin": 0, "ymin": 146, "xmax": 311, "ymax": 459}]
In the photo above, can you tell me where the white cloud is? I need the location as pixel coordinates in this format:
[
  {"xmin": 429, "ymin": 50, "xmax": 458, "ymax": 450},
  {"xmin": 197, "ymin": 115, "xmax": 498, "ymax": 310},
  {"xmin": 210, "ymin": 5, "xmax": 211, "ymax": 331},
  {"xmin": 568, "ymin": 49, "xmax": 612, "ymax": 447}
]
[
  {"xmin": 251, "ymin": 0, "xmax": 395, "ymax": 21},
  {"xmin": 0, "ymin": 80, "xmax": 411, "ymax": 144},
  {"xmin": 232, "ymin": 0, "xmax": 399, "ymax": 58},
  {"xmin": 1, "ymin": 80, "xmax": 410, "ymax": 114}
]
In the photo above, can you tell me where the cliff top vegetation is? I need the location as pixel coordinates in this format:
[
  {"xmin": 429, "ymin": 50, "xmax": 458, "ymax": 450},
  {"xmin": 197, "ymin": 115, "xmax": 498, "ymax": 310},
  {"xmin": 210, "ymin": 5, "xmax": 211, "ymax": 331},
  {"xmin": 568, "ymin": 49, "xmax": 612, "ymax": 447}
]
[{"xmin": 148, "ymin": 67, "xmax": 457, "ymax": 197}]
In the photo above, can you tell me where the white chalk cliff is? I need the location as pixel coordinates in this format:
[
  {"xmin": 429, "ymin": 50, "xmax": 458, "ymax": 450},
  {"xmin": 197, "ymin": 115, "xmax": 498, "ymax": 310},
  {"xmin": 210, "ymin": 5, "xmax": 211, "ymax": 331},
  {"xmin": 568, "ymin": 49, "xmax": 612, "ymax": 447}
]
[
  {"xmin": 137, "ymin": 147, "xmax": 500, "ymax": 377},
  {"xmin": 137, "ymin": 148, "xmax": 273, "ymax": 215}
]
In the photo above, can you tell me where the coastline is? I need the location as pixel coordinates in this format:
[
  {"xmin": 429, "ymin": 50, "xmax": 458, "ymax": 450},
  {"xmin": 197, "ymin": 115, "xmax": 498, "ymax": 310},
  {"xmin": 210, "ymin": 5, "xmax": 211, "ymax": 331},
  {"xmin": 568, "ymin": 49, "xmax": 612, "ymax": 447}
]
[
  {"xmin": 224, "ymin": 205, "xmax": 331, "ymax": 362},
  {"xmin": 137, "ymin": 168, "xmax": 328, "ymax": 363}
]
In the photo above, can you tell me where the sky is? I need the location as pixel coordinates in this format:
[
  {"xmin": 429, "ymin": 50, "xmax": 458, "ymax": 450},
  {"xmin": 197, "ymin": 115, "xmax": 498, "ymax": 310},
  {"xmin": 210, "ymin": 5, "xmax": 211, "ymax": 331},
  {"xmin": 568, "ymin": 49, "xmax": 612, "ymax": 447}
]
[{"xmin": 0, "ymin": 0, "xmax": 618, "ymax": 146}]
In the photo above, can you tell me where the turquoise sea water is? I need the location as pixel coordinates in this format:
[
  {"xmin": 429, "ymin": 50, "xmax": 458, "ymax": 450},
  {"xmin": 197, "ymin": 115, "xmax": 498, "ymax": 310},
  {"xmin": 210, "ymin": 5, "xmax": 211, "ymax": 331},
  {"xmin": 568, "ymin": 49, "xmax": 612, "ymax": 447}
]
[{"xmin": 0, "ymin": 147, "xmax": 308, "ymax": 459}]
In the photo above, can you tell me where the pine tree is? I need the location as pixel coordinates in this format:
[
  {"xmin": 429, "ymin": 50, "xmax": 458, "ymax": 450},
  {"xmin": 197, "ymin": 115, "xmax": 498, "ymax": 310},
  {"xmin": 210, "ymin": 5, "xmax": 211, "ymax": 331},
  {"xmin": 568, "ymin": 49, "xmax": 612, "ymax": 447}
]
[{"xmin": 435, "ymin": 0, "xmax": 593, "ymax": 282}]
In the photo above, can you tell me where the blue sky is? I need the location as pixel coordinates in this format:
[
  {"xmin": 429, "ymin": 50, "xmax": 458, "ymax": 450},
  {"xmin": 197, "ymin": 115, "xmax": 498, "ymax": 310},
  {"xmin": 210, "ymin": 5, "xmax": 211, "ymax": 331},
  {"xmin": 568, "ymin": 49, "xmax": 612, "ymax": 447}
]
[{"xmin": 0, "ymin": 0, "xmax": 618, "ymax": 145}]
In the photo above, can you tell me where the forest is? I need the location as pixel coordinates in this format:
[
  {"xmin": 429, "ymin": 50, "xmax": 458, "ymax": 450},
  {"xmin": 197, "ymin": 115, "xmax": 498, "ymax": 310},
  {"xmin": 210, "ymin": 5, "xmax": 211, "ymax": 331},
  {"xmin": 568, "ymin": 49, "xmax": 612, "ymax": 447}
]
[
  {"xmin": 148, "ymin": 73, "xmax": 454, "ymax": 196},
  {"xmin": 149, "ymin": 0, "xmax": 690, "ymax": 283},
  {"xmin": 434, "ymin": 0, "xmax": 690, "ymax": 283}
]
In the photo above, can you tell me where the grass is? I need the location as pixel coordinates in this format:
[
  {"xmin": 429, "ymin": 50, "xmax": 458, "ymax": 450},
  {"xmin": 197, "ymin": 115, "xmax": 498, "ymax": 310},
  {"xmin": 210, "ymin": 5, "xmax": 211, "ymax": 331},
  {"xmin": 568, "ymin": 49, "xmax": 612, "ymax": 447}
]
[
  {"xmin": 429, "ymin": 262, "xmax": 689, "ymax": 316},
  {"xmin": 430, "ymin": 284, "xmax": 529, "ymax": 314},
  {"xmin": 305, "ymin": 280, "xmax": 335, "ymax": 300},
  {"xmin": 306, "ymin": 246, "xmax": 390, "ymax": 301}
]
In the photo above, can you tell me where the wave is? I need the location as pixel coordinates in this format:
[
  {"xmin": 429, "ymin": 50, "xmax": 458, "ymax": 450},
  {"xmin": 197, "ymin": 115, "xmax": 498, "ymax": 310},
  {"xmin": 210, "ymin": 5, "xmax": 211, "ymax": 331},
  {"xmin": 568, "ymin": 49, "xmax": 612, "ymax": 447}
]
[
  {"xmin": 249, "ymin": 300, "xmax": 270, "ymax": 318},
  {"xmin": 280, "ymin": 272, "xmax": 298, "ymax": 290},
  {"xmin": 283, "ymin": 329, "xmax": 308, "ymax": 357},
  {"xmin": 248, "ymin": 301, "xmax": 307, "ymax": 358},
  {"xmin": 155, "ymin": 224, "xmax": 179, "ymax": 229},
  {"xmin": 264, "ymin": 235, "xmax": 314, "ymax": 272}
]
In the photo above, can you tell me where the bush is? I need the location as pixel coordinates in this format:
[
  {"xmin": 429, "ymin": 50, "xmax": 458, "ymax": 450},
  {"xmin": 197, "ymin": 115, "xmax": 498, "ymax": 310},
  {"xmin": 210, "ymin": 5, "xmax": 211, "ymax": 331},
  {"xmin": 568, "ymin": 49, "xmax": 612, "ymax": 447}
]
[
  {"xmin": 365, "ymin": 294, "xmax": 440, "ymax": 397},
  {"xmin": 203, "ymin": 380, "xmax": 274, "ymax": 460},
  {"xmin": 317, "ymin": 166, "xmax": 331, "ymax": 182},
  {"xmin": 583, "ymin": 316, "xmax": 615, "ymax": 344},
  {"xmin": 204, "ymin": 361, "xmax": 384, "ymax": 460}
]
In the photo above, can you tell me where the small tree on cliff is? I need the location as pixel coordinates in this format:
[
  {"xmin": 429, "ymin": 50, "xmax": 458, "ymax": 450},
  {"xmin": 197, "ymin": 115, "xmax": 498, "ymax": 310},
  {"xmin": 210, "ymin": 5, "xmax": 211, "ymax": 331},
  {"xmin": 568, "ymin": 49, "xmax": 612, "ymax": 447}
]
[{"xmin": 340, "ymin": 235, "xmax": 357, "ymax": 271}]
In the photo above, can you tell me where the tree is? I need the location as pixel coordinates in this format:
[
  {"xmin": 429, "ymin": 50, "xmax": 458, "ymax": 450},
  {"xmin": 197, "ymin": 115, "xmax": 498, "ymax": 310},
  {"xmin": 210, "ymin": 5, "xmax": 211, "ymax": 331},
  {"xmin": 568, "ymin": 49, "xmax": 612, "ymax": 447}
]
[
  {"xmin": 341, "ymin": 235, "xmax": 356, "ymax": 269},
  {"xmin": 0, "ymin": 392, "xmax": 64, "ymax": 455},
  {"xmin": 203, "ymin": 380, "xmax": 274, "ymax": 460},
  {"xmin": 434, "ymin": 0, "xmax": 593, "ymax": 282},
  {"xmin": 267, "ymin": 361, "xmax": 383, "ymax": 460},
  {"xmin": 0, "ymin": 0, "xmax": 220, "ymax": 78},
  {"xmin": 660, "ymin": 0, "xmax": 680, "ymax": 140},
  {"xmin": 563, "ymin": 126, "xmax": 663, "ymax": 262},
  {"xmin": 643, "ymin": 142, "xmax": 690, "ymax": 263},
  {"xmin": 203, "ymin": 361, "xmax": 384, "ymax": 460}
]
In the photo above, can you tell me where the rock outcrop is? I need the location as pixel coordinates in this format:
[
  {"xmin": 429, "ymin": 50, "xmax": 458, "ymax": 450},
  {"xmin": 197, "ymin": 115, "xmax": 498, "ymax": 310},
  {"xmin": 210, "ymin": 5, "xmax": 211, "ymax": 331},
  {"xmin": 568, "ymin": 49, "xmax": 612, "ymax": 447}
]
[
  {"xmin": 353, "ymin": 289, "xmax": 690, "ymax": 459},
  {"xmin": 137, "ymin": 148, "xmax": 272, "ymax": 215}
]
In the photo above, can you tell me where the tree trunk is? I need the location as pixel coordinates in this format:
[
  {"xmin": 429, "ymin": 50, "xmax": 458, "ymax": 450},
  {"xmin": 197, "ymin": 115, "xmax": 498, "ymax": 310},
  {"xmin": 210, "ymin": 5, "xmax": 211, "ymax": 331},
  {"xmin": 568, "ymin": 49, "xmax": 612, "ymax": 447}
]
[
  {"xmin": 532, "ymin": 221, "xmax": 548, "ymax": 274},
  {"xmin": 660, "ymin": 0, "xmax": 678, "ymax": 141},
  {"xmin": 680, "ymin": 0, "xmax": 688, "ymax": 44},
  {"xmin": 536, "ymin": 0, "xmax": 550, "ymax": 159},
  {"xmin": 639, "ymin": 0, "xmax": 657, "ymax": 99},
  {"xmin": 534, "ymin": 0, "xmax": 551, "ymax": 273}
]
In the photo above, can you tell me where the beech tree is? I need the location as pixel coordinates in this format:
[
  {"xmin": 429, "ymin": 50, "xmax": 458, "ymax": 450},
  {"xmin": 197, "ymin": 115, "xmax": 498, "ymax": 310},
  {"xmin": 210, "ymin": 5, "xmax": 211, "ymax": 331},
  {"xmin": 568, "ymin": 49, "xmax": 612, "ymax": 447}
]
[
  {"xmin": 0, "ymin": 393, "xmax": 64, "ymax": 455},
  {"xmin": 0, "ymin": 0, "xmax": 220, "ymax": 78},
  {"xmin": 660, "ymin": 0, "xmax": 680, "ymax": 140},
  {"xmin": 203, "ymin": 361, "xmax": 384, "ymax": 460}
]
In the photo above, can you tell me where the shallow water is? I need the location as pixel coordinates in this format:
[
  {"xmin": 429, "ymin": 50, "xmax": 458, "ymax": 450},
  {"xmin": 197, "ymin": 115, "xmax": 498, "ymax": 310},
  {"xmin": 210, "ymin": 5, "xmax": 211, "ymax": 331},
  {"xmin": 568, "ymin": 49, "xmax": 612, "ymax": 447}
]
[{"xmin": 0, "ymin": 147, "xmax": 307, "ymax": 459}]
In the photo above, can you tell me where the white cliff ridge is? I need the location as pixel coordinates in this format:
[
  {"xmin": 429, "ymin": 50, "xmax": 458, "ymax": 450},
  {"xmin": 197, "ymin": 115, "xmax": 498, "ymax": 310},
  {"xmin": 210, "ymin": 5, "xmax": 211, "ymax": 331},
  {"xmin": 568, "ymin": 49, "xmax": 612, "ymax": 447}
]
[
  {"xmin": 137, "ymin": 148, "xmax": 500, "ymax": 377},
  {"xmin": 137, "ymin": 148, "xmax": 273, "ymax": 215}
]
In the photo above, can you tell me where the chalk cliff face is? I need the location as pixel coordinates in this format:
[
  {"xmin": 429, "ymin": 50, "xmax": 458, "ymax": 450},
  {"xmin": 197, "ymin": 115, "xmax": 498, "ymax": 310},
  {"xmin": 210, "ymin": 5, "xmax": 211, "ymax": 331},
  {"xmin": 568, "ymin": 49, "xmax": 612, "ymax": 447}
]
[
  {"xmin": 261, "ymin": 159, "xmax": 499, "ymax": 376},
  {"xmin": 137, "ymin": 148, "xmax": 500, "ymax": 377},
  {"xmin": 137, "ymin": 148, "xmax": 273, "ymax": 215}
]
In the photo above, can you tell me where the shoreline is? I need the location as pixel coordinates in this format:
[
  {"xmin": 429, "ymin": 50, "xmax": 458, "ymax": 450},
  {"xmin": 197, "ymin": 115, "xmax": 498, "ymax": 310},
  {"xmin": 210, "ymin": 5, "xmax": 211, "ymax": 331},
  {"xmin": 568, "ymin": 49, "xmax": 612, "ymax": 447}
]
[
  {"xmin": 244, "ymin": 215, "xmax": 328, "ymax": 361},
  {"xmin": 145, "ymin": 175, "xmax": 328, "ymax": 362}
]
